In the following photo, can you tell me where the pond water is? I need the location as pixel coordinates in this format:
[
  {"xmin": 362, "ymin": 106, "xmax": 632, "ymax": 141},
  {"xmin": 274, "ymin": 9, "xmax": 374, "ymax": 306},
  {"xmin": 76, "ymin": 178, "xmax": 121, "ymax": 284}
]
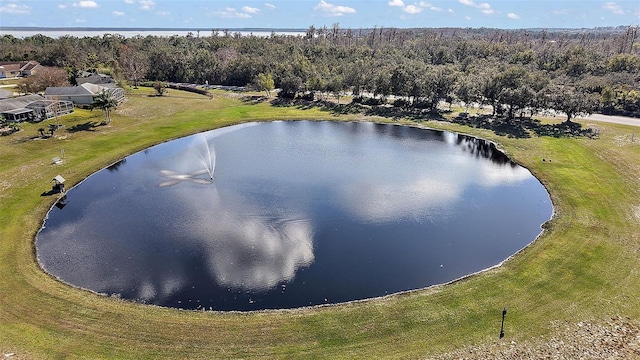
[{"xmin": 36, "ymin": 121, "xmax": 552, "ymax": 311}]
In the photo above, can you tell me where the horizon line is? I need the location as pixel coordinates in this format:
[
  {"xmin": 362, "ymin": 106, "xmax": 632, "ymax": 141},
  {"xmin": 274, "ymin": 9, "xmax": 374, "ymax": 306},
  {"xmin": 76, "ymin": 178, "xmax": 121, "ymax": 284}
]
[{"xmin": 0, "ymin": 25, "xmax": 634, "ymax": 32}]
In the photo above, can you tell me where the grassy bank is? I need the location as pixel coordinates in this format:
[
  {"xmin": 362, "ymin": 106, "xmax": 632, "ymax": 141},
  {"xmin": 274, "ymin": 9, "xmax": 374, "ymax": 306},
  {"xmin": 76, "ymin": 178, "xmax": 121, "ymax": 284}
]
[{"xmin": 1, "ymin": 89, "xmax": 639, "ymax": 359}]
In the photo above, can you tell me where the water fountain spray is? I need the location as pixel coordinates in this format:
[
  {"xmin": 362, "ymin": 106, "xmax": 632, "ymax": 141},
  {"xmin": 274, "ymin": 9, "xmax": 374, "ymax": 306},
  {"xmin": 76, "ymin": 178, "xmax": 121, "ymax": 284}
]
[{"xmin": 193, "ymin": 133, "xmax": 216, "ymax": 180}]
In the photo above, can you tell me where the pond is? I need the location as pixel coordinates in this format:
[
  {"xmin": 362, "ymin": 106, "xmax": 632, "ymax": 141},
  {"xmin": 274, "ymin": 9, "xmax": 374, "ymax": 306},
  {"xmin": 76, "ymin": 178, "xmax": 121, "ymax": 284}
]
[{"xmin": 36, "ymin": 121, "xmax": 552, "ymax": 311}]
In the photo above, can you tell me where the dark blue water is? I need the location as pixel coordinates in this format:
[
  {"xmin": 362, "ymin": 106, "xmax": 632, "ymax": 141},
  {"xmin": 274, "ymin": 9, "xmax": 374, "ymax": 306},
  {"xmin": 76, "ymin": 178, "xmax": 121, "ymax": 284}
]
[{"xmin": 36, "ymin": 121, "xmax": 552, "ymax": 311}]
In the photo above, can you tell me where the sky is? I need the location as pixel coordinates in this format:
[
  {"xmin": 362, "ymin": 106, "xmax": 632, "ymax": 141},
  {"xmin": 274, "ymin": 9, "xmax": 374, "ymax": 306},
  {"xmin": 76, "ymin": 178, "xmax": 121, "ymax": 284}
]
[{"xmin": 0, "ymin": 0, "xmax": 639, "ymax": 30}]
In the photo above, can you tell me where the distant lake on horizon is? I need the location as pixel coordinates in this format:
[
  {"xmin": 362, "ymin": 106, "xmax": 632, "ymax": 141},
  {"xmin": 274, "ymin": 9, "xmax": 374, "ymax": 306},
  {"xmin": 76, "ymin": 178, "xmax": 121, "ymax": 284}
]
[{"xmin": 36, "ymin": 121, "xmax": 553, "ymax": 311}]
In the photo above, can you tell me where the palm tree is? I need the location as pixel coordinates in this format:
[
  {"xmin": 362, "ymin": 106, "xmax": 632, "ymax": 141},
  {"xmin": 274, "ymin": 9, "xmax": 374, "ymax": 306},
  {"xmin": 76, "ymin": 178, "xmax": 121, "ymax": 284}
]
[{"xmin": 92, "ymin": 90, "xmax": 119, "ymax": 125}]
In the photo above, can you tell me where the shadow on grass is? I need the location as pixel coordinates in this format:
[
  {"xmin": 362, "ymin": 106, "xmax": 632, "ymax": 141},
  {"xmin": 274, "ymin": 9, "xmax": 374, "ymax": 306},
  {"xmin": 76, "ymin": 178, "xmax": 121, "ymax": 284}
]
[
  {"xmin": 241, "ymin": 95, "xmax": 270, "ymax": 105},
  {"xmin": 67, "ymin": 121, "xmax": 100, "ymax": 133},
  {"xmin": 40, "ymin": 189, "xmax": 62, "ymax": 197},
  {"xmin": 530, "ymin": 120, "xmax": 598, "ymax": 138},
  {"xmin": 270, "ymin": 98, "xmax": 597, "ymax": 139},
  {"xmin": 270, "ymin": 98, "xmax": 447, "ymax": 121},
  {"xmin": 450, "ymin": 114, "xmax": 596, "ymax": 139}
]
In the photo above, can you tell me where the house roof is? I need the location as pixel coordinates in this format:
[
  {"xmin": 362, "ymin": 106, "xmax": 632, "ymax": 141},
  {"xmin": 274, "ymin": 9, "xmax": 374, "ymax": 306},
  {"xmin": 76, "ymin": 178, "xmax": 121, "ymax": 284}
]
[
  {"xmin": 21, "ymin": 62, "xmax": 41, "ymax": 71},
  {"xmin": 0, "ymin": 61, "xmax": 41, "ymax": 73},
  {"xmin": 0, "ymin": 64, "xmax": 21, "ymax": 73},
  {"xmin": 81, "ymin": 83, "xmax": 108, "ymax": 94},
  {"xmin": 2, "ymin": 108, "xmax": 33, "ymax": 115},
  {"xmin": 26, "ymin": 100, "xmax": 57, "ymax": 109},
  {"xmin": 45, "ymin": 83, "xmax": 113, "ymax": 97},
  {"xmin": 76, "ymin": 73, "xmax": 114, "ymax": 85},
  {"xmin": 0, "ymin": 89, "xmax": 12, "ymax": 99},
  {"xmin": 0, "ymin": 94, "xmax": 45, "ymax": 112},
  {"xmin": 45, "ymin": 86, "xmax": 93, "ymax": 97}
]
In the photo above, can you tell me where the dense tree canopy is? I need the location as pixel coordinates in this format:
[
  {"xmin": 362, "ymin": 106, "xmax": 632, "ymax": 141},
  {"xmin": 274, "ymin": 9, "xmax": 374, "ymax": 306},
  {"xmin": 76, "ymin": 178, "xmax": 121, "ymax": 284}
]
[{"xmin": 2, "ymin": 25, "xmax": 638, "ymax": 117}]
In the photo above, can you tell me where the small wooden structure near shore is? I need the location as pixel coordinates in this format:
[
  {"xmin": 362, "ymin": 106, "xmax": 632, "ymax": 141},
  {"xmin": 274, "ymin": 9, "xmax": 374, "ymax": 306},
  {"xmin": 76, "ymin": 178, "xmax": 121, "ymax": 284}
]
[{"xmin": 51, "ymin": 175, "xmax": 65, "ymax": 193}]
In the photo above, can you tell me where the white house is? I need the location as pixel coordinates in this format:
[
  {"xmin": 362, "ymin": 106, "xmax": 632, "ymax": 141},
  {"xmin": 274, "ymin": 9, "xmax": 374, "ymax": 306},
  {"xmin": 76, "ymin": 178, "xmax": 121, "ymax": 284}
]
[{"xmin": 44, "ymin": 83, "xmax": 125, "ymax": 106}]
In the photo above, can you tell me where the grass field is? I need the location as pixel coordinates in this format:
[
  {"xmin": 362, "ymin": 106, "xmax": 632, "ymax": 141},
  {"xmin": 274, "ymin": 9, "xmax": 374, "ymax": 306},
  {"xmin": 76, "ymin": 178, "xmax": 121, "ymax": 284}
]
[{"xmin": 1, "ymin": 88, "xmax": 639, "ymax": 359}]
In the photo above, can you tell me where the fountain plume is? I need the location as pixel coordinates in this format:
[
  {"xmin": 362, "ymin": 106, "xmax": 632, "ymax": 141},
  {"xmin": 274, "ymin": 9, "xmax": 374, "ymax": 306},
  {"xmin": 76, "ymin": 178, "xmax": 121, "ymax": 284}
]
[
  {"xmin": 158, "ymin": 133, "xmax": 217, "ymax": 187},
  {"xmin": 195, "ymin": 134, "xmax": 216, "ymax": 180}
]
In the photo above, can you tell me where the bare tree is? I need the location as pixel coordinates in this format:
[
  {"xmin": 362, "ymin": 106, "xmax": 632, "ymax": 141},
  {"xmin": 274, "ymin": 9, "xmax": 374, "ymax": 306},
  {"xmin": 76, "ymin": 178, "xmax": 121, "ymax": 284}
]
[
  {"xmin": 118, "ymin": 44, "xmax": 149, "ymax": 88},
  {"xmin": 17, "ymin": 66, "xmax": 69, "ymax": 94}
]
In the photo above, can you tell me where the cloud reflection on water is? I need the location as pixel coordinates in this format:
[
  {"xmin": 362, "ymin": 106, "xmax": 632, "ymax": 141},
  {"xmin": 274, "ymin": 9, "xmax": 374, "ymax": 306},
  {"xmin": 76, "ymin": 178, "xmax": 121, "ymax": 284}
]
[
  {"xmin": 38, "ymin": 177, "xmax": 315, "ymax": 304},
  {"xmin": 203, "ymin": 215, "xmax": 314, "ymax": 291},
  {"xmin": 170, "ymin": 185, "xmax": 315, "ymax": 292},
  {"xmin": 339, "ymin": 178, "xmax": 460, "ymax": 223},
  {"xmin": 335, "ymin": 135, "xmax": 533, "ymax": 224}
]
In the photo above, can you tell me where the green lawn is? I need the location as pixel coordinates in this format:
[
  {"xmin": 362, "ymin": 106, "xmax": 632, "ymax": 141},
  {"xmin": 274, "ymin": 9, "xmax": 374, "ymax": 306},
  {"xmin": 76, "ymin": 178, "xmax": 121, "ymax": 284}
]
[{"xmin": 1, "ymin": 89, "xmax": 639, "ymax": 359}]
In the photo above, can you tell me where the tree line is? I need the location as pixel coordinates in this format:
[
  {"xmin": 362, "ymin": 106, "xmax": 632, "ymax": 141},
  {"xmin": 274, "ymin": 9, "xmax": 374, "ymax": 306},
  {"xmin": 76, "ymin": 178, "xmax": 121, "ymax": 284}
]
[{"xmin": 1, "ymin": 25, "xmax": 639, "ymax": 120}]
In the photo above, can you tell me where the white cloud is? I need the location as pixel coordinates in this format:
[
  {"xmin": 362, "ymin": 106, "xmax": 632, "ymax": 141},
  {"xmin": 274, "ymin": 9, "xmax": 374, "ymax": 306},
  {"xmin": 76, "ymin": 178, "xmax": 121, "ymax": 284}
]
[
  {"xmin": 75, "ymin": 18, "xmax": 87, "ymax": 23},
  {"xmin": 314, "ymin": 0, "xmax": 356, "ymax": 17},
  {"xmin": 213, "ymin": 7, "xmax": 252, "ymax": 19},
  {"xmin": 58, "ymin": 4, "xmax": 68, "ymax": 9},
  {"xmin": 156, "ymin": 10, "xmax": 170, "ymax": 16},
  {"xmin": 448, "ymin": 8, "xmax": 454, "ymax": 13},
  {"xmin": 478, "ymin": 2, "xmax": 493, "ymax": 14},
  {"xmin": 242, "ymin": 6, "xmax": 261, "ymax": 13},
  {"xmin": 403, "ymin": 4, "xmax": 423, "ymax": 14},
  {"xmin": 139, "ymin": 0, "xmax": 155, "ymax": 10},
  {"xmin": 211, "ymin": 5, "xmax": 267, "ymax": 18},
  {"xmin": 75, "ymin": 1, "xmax": 98, "ymax": 8},
  {"xmin": 0, "ymin": 3, "xmax": 31, "ymax": 14},
  {"xmin": 603, "ymin": 2, "xmax": 624, "ymax": 15},
  {"xmin": 507, "ymin": 12, "xmax": 520, "ymax": 19},
  {"xmin": 390, "ymin": 1, "xmax": 440, "ymax": 14},
  {"xmin": 458, "ymin": 0, "xmax": 494, "ymax": 15},
  {"xmin": 124, "ymin": 0, "xmax": 134, "ymax": 3},
  {"xmin": 265, "ymin": 3, "xmax": 276, "ymax": 9},
  {"xmin": 113, "ymin": 10, "xmax": 125, "ymax": 16}
]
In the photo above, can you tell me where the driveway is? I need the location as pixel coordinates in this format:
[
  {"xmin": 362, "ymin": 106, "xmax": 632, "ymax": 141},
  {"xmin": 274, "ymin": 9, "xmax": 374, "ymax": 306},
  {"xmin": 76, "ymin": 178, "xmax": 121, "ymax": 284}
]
[{"xmin": 579, "ymin": 113, "xmax": 640, "ymax": 127}]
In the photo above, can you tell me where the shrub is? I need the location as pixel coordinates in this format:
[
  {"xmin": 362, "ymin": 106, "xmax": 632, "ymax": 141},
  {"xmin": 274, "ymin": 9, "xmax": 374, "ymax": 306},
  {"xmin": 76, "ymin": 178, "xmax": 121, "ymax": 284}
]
[
  {"xmin": 297, "ymin": 92, "xmax": 315, "ymax": 101},
  {"xmin": 392, "ymin": 98, "xmax": 410, "ymax": 108}
]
